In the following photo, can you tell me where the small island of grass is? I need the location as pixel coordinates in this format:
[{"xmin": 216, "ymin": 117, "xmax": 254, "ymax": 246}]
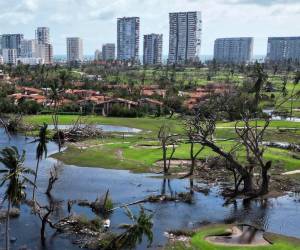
[{"xmin": 166, "ymin": 224, "xmax": 300, "ymax": 250}]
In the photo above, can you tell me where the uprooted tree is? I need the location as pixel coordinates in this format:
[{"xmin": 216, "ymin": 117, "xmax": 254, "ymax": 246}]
[{"xmin": 188, "ymin": 110, "xmax": 272, "ymax": 197}]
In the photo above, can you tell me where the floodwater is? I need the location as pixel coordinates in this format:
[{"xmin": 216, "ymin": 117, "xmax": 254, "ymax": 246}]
[
  {"xmin": 263, "ymin": 109, "xmax": 300, "ymax": 122},
  {"xmin": 0, "ymin": 128, "xmax": 300, "ymax": 250}
]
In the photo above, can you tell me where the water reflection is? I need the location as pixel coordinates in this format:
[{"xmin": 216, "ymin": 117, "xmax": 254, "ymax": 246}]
[{"xmin": 0, "ymin": 128, "xmax": 300, "ymax": 250}]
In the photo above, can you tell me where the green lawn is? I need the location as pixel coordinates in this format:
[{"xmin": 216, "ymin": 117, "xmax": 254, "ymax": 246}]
[
  {"xmin": 166, "ymin": 225, "xmax": 300, "ymax": 250},
  {"xmin": 52, "ymin": 137, "xmax": 300, "ymax": 172},
  {"xmin": 23, "ymin": 115, "xmax": 183, "ymax": 135},
  {"xmin": 24, "ymin": 115, "xmax": 299, "ymax": 172}
]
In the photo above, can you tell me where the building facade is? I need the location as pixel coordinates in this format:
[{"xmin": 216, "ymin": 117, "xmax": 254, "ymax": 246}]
[
  {"xmin": 117, "ymin": 17, "xmax": 140, "ymax": 62},
  {"xmin": 17, "ymin": 57, "xmax": 44, "ymax": 65},
  {"xmin": 143, "ymin": 34, "xmax": 163, "ymax": 65},
  {"xmin": 36, "ymin": 27, "xmax": 50, "ymax": 44},
  {"xmin": 67, "ymin": 37, "xmax": 83, "ymax": 63},
  {"xmin": 267, "ymin": 37, "xmax": 300, "ymax": 62},
  {"xmin": 35, "ymin": 27, "xmax": 53, "ymax": 64},
  {"xmin": 94, "ymin": 49, "xmax": 103, "ymax": 61},
  {"xmin": 35, "ymin": 43, "xmax": 53, "ymax": 65},
  {"xmin": 2, "ymin": 49, "xmax": 17, "ymax": 64},
  {"xmin": 20, "ymin": 39, "xmax": 37, "ymax": 58},
  {"xmin": 168, "ymin": 12, "xmax": 202, "ymax": 64},
  {"xmin": 1, "ymin": 34, "xmax": 24, "ymax": 57},
  {"xmin": 214, "ymin": 37, "xmax": 254, "ymax": 64},
  {"xmin": 102, "ymin": 43, "xmax": 115, "ymax": 61}
]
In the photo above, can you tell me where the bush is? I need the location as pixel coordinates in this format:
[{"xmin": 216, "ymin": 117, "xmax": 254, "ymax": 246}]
[
  {"xmin": 0, "ymin": 98, "xmax": 17, "ymax": 113},
  {"xmin": 59, "ymin": 103, "xmax": 80, "ymax": 113},
  {"xmin": 108, "ymin": 104, "xmax": 143, "ymax": 118},
  {"xmin": 18, "ymin": 99, "xmax": 42, "ymax": 114}
]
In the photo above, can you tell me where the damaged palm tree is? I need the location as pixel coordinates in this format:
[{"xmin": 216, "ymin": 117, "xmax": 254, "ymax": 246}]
[
  {"xmin": 33, "ymin": 123, "xmax": 48, "ymax": 201},
  {"xmin": 0, "ymin": 147, "xmax": 35, "ymax": 250},
  {"xmin": 157, "ymin": 124, "xmax": 177, "ymax": 175},
  {"xmin": 49, "ymin": 81, "xmax": 65, "ymax": 151},
  {"xmin": 106, "ymin": 206, "xmax": 153, "ymax": 249}
]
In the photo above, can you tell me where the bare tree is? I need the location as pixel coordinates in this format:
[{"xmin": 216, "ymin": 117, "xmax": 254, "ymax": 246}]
[
  {"xmin": 46, "ymin": 164, "xmax": 60, "ymax": 197},
  {"xmin": 183, "ymin": 116, "xmax": 206, "ymax": 176},
  {"xmin": 235, "ymin": 116, "xmax": 272, "ymax": 195},
  {"xmin": 157, "ymin": 124, "xmax": 177, "ymax": 175},
  {"xmin": 189, "ymin": 112, "xmax": 256, "ymax": 195}
]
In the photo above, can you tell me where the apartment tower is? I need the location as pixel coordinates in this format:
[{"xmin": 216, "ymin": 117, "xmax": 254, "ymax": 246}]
[
  {"xmin": 143, "ymin": 34, "xmax": 163, "ymax": 65},
  {"xmin": 168, "ymin": 11, "xmax": 202, "ymax": 64},
  {"xmin": 102, "ymin": 43, "xmax": 115, "ymax": 61},
  {"xmin": 67, "ymin": 37, "xmax": 83, "ymax": 63},
  {"xmin": 214, "ymin": 37, "xmax": 254, "ymax": 64},
  {"xmin": 117, "ymin": 17, "xmax": 140, "ymax": 62},
  {"xmin": 267, "ymin": 37, "xmax": 300, "ymax": 62}
]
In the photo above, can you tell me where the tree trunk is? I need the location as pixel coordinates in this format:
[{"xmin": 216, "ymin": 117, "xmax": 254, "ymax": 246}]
[
  {"xmin": 242, "ymin": 173, "xmax": 254, "ymax": 194},
  {"xmin": 6, "ymin": 199, "xmax": 11, "ymax": 250},
  {"xmin": 260, "ymin": 161, "xmax": 272, "ymax": 195},
  {"xmin": 189, "ymin": 142, "xmax": 195, "ymax": 176},
  {"xmin": 189, "ymin": 179, "xmax": 194, "ymax": 195},
  {"xmin": 162, "ymin": 144, "xmax": 168, "ymax": 175},
  {"xmin": 41, "ymin": 218, "xmax": 46, "ymax": 245},
  {"xmin": 33, "ymin": 158, "xmax": 40, "ymax": 201}
]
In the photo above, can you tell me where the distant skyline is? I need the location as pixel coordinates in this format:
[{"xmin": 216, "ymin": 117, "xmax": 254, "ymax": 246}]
[{"xmin": 1, "ymin": 0, "xmax": 300, "ymax": 55}]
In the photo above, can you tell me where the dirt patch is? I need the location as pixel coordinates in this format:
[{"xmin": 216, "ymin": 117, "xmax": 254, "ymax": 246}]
[{"xmin": 115, "ymin": 149, "xmax": 124, "ymax": 160}]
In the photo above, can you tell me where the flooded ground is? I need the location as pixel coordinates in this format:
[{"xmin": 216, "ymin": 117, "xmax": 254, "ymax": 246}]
[
  {"xmin": 263, "ymin": 109, "xmax": 300, "ymax": 122},
  {"xmin": 0, "ymin": 128, "xmax": 300, "ymax": 249}
]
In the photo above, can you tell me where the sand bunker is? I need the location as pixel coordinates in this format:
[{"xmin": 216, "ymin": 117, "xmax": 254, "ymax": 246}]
[{"xmin": 205, "ymin": 225, "xmax": 271, "ymax": 246}]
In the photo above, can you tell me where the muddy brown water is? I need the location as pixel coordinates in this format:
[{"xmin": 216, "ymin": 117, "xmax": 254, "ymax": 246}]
[{"xmin": 0, "ymin": 128, "xmax": 300, "ymax": 249}]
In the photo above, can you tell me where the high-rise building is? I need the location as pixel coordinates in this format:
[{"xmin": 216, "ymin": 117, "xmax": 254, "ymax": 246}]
[
  {"xmin": 20, "ymin": 39, "xmax": 37, "ymax": 58},
  {"xmin": 36, "ymin": 43, "xmax": 53, "ymax": 65},
  {"xmin": 35, "ymin": 27, "xmax": 53, "ymax": 64},
  {"xmin": 36, "ymin": 27, "xmax": 50, "ymax": 44},
  {"xmin": 143, "ymin": 34, "xmax": 163, "ymax": 65},
  {"xmin": 117, "ymin": 17, "xmax": 140, "ymax": 62},
  {"xmin": 168, "ymin": 12, "xmax": 202, "ymax": 64},
  {"xmin": 67, "ymin": 37, "xmax": 83, "ymax": 63},
  {"xmin": 2, "ymin": 49, "xmax": 17, "ymax": 65},
  {"xmin": 214, "ymin": 37, "xmax": 254, "ymax": 64},
  {"xmin": 266, "ymin": 37, "xmax": 300, "ymax": 62},
  {"xmin": 94, "ymin": 49, "xmax": 103, "ymax": 61},
  {"xmin": 1, "ymin": 34, "xmax": 24, "ymax": 57},
  {"xmin": 102, "ymin": 43, "xmax": 115, "ymax": 61}
]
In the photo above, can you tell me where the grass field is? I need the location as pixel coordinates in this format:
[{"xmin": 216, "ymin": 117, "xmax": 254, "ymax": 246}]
[
  {"xmin": 166, "ymin": 224, "xmax": 300, "ymax": 250},
  {"xmin": 24, "ymin": 115, "xmax": 300, "ymax": 172},
  {"xmin": 52, "ymin": 137, "xmax": 300, "ymax": 172}
]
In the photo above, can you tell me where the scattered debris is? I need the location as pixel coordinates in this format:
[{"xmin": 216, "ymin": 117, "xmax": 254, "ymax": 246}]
[{"xmin": 0, "ymin": 208, "xmax": 20, "ymax": 220}]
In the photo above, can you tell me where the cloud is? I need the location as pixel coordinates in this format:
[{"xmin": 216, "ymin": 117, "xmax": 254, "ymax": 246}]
[
  {"xmin": 224, "ymin": 0, "xmax": 300, "ymax": 6},
  {"xmin": 0, "ymin": 0, "xmax": 299, "ymax": 55}
]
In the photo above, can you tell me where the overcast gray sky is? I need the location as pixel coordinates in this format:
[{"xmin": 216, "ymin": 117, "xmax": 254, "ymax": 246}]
[{"xmin": 1, "ymin": 0, "xmax": 300, "ymax": 55}]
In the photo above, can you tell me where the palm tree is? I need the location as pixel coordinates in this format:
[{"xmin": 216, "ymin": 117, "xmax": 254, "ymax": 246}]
[
  {"xmin": 107, "ymin": 206, "xmax": 153, "ymax": 249},
  {"xmin": 250, "ymin": 62, "xmax": 268, "ymax": 109},
  {"xmin": 32, "ymin": 123, "xmax": 48, "ymax": 200},
  {"xmin": 0, "ymin": 146, "xmax": 35, "ymax": 250}
]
